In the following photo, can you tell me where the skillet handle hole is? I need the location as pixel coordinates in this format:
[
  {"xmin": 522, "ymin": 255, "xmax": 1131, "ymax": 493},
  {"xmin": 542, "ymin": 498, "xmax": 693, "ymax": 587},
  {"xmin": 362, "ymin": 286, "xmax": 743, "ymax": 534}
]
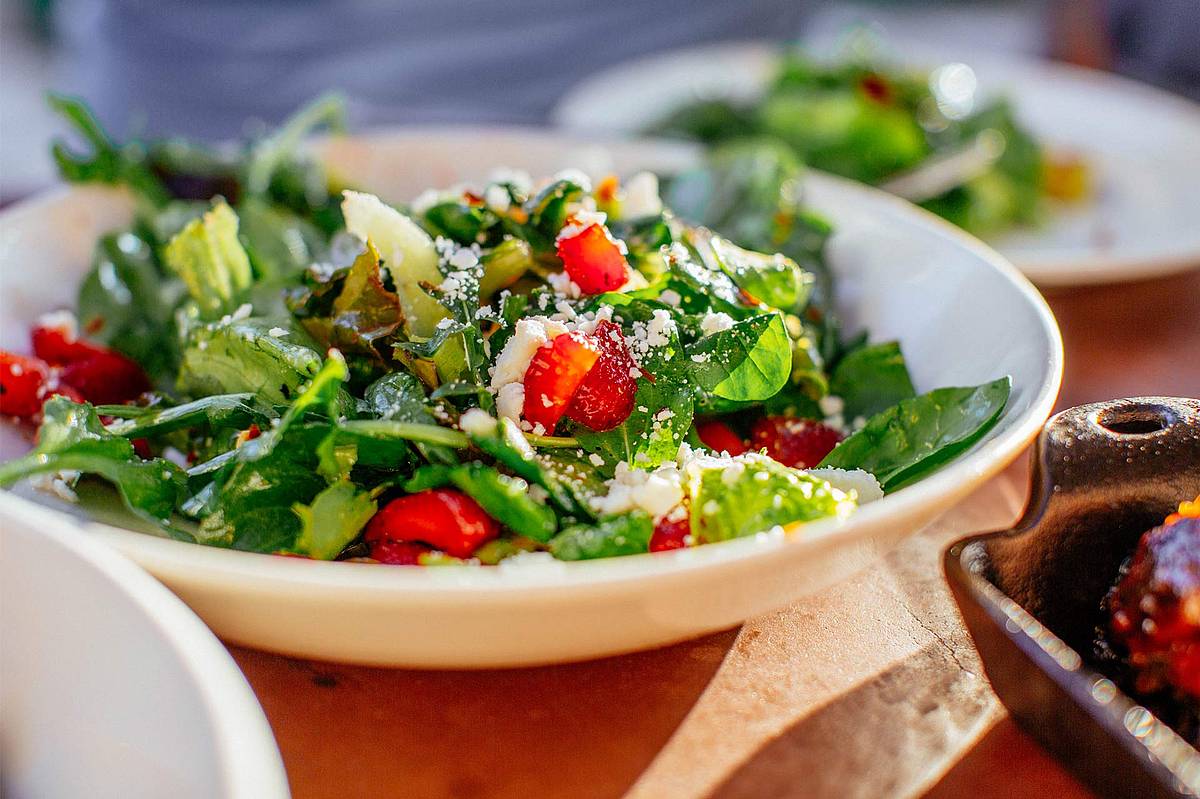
[{"xmin": 1096, "ymin": 404, "xmax": 1177, "ymax": 436}]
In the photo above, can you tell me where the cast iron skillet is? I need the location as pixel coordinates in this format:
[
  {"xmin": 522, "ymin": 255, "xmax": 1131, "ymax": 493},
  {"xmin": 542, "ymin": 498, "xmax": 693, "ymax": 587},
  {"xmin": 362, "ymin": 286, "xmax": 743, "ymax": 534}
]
[{"xmin": 945, "ymin": 396, "xmax": 1200, "ymax": 798}]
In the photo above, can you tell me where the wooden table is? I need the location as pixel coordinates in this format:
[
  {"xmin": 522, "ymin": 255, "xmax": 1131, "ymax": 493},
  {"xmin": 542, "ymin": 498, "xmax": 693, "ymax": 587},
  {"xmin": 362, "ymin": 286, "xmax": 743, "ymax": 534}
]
[{"xmin": 230, "ymin": 268, "xmax": 1200, "ymax": 799}]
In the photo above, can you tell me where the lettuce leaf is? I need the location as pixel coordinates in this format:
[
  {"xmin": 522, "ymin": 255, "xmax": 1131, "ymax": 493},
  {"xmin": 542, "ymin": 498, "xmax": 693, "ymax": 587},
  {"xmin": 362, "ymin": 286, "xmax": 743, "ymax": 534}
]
[
  {"xmin": 177, "ymin": 315, "xmax": 324, "ymax": 405},
  {"xmin": 290, "ymin": 478, "xmax": 377, "ymax": 560},
  {"xmin": 163, "ymin": 201, "xmax": 254, "ymax": 318}
]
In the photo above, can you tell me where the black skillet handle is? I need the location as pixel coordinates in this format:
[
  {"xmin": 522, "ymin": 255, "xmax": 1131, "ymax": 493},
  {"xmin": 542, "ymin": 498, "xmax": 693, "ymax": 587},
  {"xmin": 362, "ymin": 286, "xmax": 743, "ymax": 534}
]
[{"xmin": 988, "ymin": 397, "xmax": 1200, "ymax": 626}]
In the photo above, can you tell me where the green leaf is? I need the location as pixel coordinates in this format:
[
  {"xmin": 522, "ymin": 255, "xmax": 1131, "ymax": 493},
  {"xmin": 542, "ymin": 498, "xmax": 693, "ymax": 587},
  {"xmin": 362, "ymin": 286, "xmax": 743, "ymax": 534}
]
[
  {"xmin": 236, "ymin": 198, "xmax": 327, "ymax": 284},
  {"xmin": 690, "ymin": 454, "xmax": 854, "ymax": 542},
  {"xmin": 549, "ymin": 512, "xmax": 654, "ymax": 561},
  {"xmin": 523, "ymin": 177, "xmax": 586, "ymax": 251},
  {"xmin": 163, "ymin": 200, "xmax": 254, "ymax": 318},
  {"xmin": 103, "ymin": 394, "xmax": 268, "ymax": 439},
  {"xmin": 177, "ymin": 315, "xmax": 324, "ymax": 405},
  {"xmin": 708, "ymin": 235, "xmax": 812, "ymax": 312},
  {"xmin": 573, "ymin": 375, "xmax": 695, "ymax": 470},
  {"xmin": 77, "ymin": 231, "xmax": 184, "ymax": 385},
  {"xmin": 467, "ymin": 418, "xmax": 595, "ymax": 521},
  {"xmin": 686, "ymin": 313, "xmax": 791, "ymax": 401},
  {"xmin": 405, "ymin": 463, "xmax": 558, "ymax": 542},
  {"xmin": 829, "ymin": 340, "xmax": 916, "ymax": 421},
  {"xmin": 818, "ymin": 377, "xmax": 1012, "ymax": 490},
  {"xmin": 243, "ymin": 92, "xmax": 345, "ymax": 197},
  {"xmin": 0, "ymin": 398, "xmax": 185, "ymax": 524},
  {"xmin": 290, "ymin": 478, "xmax": 376, "ymax": 560}
]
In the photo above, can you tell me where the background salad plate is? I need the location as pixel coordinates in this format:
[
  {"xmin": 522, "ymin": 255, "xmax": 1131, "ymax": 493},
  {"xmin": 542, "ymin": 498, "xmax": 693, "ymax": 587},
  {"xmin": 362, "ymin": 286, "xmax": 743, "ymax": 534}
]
[
  {"xmin": 553, "ymin": 41, "xmax": 1200, "ymax": 287},
  {"xmin": 0, "ymin": 130, "xmax": 1061, "ymax": 667},
  {"xmin": 0, "ymin": 494, "xmax": 288, "ymax": 798}
]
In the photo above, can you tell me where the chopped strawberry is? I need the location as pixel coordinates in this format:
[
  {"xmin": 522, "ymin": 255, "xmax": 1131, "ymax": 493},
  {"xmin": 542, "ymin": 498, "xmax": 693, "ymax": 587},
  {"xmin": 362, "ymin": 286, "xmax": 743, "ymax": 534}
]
[
  {"xmin": 369, "ymin": 539, "xmax": 432, "ymax": 566},
  {"xmin": 132, "ymin": 438, "xmax": 153, "ymax": 459},
  {"xmin": 750, "ymin": 416, "xmax": 843, "ymax": 469},
  {"xmin": 695, "ymin": 419, "xmax": 747, "ymax": 456},
  {"xmin": 364, "ymin": 488, "xmax": 499, "ymax": 559},
  {"xmin": 0, "ymin": 351, "xmax": 51, "ymax": 418},
  {"xmin": 522, "ymin": 331, "xmax": 600, "ymax": 433},
  {"xmin": 565, "ymin": 320, "xmax": 637, "ymax": 431},
  {"xmin": 58, "ymin": 350, "xmax": 151, "ymax": 405},
  {"xmin": 32, "ymin": 319, "xmax": 107, "ymax": 365},
  {"xmin": 650, "ymin": 512, "xmax": 691, "ymax": 553},
  {"xmin": 556, "ymin": 219, "xmax": 629, "ymax": 295}
]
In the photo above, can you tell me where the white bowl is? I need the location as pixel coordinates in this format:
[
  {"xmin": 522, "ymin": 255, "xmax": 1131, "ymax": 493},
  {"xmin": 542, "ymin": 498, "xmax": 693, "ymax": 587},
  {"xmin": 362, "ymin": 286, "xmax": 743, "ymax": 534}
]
[
  {"xmin": 0, "ymin": 129, "xmax": 1062, "ymax": 667},
  {"xmin": 0, "ymin": 494, "xmax": 288, "ymax": 798},
  {"xmin": 553, "ymin": 41, "xmax": 1200, "ymax": 286}
]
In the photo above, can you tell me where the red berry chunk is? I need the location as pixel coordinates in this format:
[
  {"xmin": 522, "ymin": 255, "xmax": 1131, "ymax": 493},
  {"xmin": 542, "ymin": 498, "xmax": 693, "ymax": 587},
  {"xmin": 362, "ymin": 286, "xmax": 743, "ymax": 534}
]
[
  {"xmin": 750, "ymin": 416, "xmax": 843, "ymax": 469},
  {"xmin": 565, "ymin": 320, "xmax": 638, "ymax": 432},
  {"xmin": 522, "ymin": 331, "xmax": 600, "ymax": 433},
  {"xmin": 364, "ymin": 488, "xmax": 499, "ymax": 559},
  {"xmin": 695, "ymin": 419, "xmax": 747, "ymax": 456},
  {"xmin": 32, "ymin": 321, "xmax": 107, "ymax": 365},
  {"xmin": 0, "ymin": 351, "xmax": 50, "ymax": 418},
  {"xmin": 58, "ymin": 350, "xmax": 151, "ymax": 405},
  {"xmin": 650, "ymin": 512, "xmax": 691, "ymax": 553},
  {"xmin": 556, "ymin": 221, "xmax": 629, "ymax": 295},
  {"xmin": 369, "ymin": 539, "xmax": 432, "ymax": 566}
]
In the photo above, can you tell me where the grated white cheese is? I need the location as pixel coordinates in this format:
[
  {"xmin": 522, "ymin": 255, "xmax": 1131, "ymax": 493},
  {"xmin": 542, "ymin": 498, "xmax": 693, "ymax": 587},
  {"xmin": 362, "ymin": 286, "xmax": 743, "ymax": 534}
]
[
  {"xmin": 495, "ymin": 383, "xmax": 526, "ymax": 425},
  {"xmin": 459, "ymin": 408, "xmax": 497, "ymax": 437},
  {"xmin": 700, "ymin": 310, "xmax": 735, "ymax": 335},
  {"xmin": 555, "ymin": 209, "xmax": 607, "ymax": 242},
  {"xmin": 621, "ymin": 171, "xmax": 663, "ymax": 218}
]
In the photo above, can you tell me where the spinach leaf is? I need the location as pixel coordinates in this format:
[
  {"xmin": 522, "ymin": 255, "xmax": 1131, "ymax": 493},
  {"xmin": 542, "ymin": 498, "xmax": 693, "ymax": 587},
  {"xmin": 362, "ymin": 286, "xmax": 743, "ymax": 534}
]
[
  {"xmin": 467, "ymin": 418, "xmax": 595, "ymax": 521},
  {"xmin": 0, "ymin": 398, "xmax": 186, "ymax": 525},
  {"xmin": 818, "ymin": 377, "xmax": 1011, "ymax": 490},
  {"xmin": 708, "ymin": 235, "xmax": 812, "ymax": 312},
  {"xmin": 290, "ymin": 478, "xmax": 377, "ymax": 560},
  {"xmin": 829, "ymin": 340, "xmax": 916, "ymax": 421},
  {"xmin": 690, "ymin": 454, "xmax": 853, "ymax": 542},
  {"xmin": 77, "ymin": 231, "xmax": 184, "ymax": 385},
  {"xmin": 548, "ymin": 512, "xmax": 654, "ymax": 561},
  {"xmin": 686, "ymin": 313, "xmax": 791, "ymax": 401},
  {"xmin": 405, "ymin": 463, "xmax": 557, "ymax": 542},
  {"xmin": 163, "ymin": 200, "xmax": 254, "ymax": 319},
  {"xmin": 522, "ymin": 177, "xmax": 586, "ymax": 251}
]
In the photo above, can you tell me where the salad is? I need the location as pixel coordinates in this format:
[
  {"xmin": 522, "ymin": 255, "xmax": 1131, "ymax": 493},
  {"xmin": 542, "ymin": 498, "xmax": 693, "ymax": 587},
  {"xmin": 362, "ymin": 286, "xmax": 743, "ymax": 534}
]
[
  {"xmin": 0, "ymin": 97, "xmax": 1012, "ymax": 565},
  {"xmin": 649, "ymin": 50, "xmax": 1089, "ymax": 236}
]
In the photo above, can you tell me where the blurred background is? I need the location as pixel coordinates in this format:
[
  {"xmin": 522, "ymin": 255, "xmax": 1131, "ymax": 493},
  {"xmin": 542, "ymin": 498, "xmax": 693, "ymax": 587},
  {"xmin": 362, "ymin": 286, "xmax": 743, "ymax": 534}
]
[{"xmin": 2, "ymin": 0, "xmax": 1198, "ymax": 201}]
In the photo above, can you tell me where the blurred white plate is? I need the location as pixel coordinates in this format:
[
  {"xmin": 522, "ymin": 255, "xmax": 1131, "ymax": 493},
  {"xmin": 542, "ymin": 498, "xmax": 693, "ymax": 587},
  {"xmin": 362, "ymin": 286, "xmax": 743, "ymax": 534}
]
[
  {"xmin": 0, "ymin": 129, "xmax": 1060, "ymax": 667},
  {"xmin": 553, "ymin": 41, "xmax": 1200, "ymax": 286},
  {"xmin": 0, "ymin": 495, "xmax": 288, "ymax": 799}
]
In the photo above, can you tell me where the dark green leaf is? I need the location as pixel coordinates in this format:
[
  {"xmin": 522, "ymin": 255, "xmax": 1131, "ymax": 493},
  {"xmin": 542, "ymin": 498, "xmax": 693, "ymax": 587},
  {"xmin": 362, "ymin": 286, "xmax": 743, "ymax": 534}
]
[
  {"xmin": 104, "ymin": 393, "xmax": 268, "ymax": 439},
  {"xmin": 818, "ymin": 377, "xmax": 1012, "ymax": 490},
  {"xmin": 829, "ymin": 341, "xmax": 916, "ymax": 421}
]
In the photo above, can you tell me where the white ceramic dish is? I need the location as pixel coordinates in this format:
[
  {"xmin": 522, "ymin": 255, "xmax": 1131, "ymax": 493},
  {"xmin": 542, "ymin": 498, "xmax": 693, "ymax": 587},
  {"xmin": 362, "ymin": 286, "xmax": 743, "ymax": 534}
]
[
  {"xmin": 553, "ymin": 41, "xmax": 1200, "ymax": 286},
  {"xmin": 0, "ymin": 494, "xmax": 288, "ymax": 799},
  {"xmin": 0, "ymin": 129, "xmax": 1061, "ymax": 667}
]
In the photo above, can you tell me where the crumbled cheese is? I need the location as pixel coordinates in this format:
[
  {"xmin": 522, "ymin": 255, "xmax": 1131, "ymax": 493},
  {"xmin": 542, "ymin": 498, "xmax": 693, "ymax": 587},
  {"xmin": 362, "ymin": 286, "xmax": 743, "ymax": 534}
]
[
  {"xmin": 622, "ymin": 172, "xmax": 663, "ymax": 218},
  {"xmin": 488, "ymin": 318, "xmax": 566, "ymax": 390},
  {"xmin": 591, "ymin": 461, "xmax": 685, "ymax": 520},
  {"xmin": 809, "ymin": 468, "xmax": 884, "ymax": 504},
  {"xmin": 546, "ymin": 271, "xmax": 582, "ymax": 299},
  {"xmin": 37, "ymin": 309, "xmax": 78, "ymax": 337},
  {"xmin": 659, "ymin": 289, "xmax": 682, "ymax": 307},
  {"xmin": 625, "ymin": 309, "xmax": 677, "ymax": 363},
  {"xmin": 495, "ymin": 383, "xmax": 525, "ymax": 424},
  {"xmin": 459, "ymin": 408, "xmax": 497, "ymax": 437},
  {"xmin": 483, "ymin": 184, "xmax": 511, "ymax": 212},
  {"xmin": 700, "ymin": 311, "xmax": 735, "ymax": 335},
  {"xmin": 267, "ymin": 327, "xmax": 289, "ymax": 338},
  {"xmin": 588, "ymin": 453, "xmax": 605, "ymax": 467},
  {"xmin": 556, "ymin": 209, "xmax": 607, "ymax": 242}
]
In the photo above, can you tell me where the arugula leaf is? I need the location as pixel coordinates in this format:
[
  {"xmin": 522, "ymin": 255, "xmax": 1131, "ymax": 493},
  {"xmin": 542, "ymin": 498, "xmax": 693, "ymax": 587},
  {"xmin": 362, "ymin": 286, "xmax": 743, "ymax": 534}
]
[
  {"xmin": 829, "ymin": 340, "xmax": 915, "ymax": 421},
  {"xmin": 290, "ymin": 478, "xmax": 376, "ymax": 560},
  {"xmin": 686, "ymin": 313, "xmax": 791, "ymax": 401},
  {"xmin": 163, "ymin": 200, "xmax": 254, "ymax": 318},
  {"xmin": 0, "ymin": 398, "xmax": 185, "ymax": 524},
  {"xmin": 48, "ymin": 94, "xmax": 171, "ymax": 206},
  {"xmin": 77, "ymin": 231, "xmax": 184, "ymax": 385},
  {"xmin": 177, "ymin": 315, "xmax": 324, "ymax": 405},
  {"xmin": 818, "ymin": 377, "xmax": 1012, "ymax": 490},
  {"xmin": 242, "ymin": 92, "xmax": 345, "ymax": 197},
  {"xmin": 548, "ymin": 512, "xmax": 654, "ymax": 561},
  {"xmin": 690, "ymin": 454, "xmax": 854, "ymax": 542},
  {"xmin": 103, "ymin": 394, "xmax": 268, "ymax": 439},
  {"xmin": 405, "ymin": 463, "xmax": 557, "ymax": 542}
]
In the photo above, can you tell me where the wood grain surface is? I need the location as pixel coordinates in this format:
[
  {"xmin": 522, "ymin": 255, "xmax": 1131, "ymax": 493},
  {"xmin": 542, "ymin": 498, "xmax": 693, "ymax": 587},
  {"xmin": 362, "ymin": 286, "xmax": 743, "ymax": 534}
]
[{"xmin": 231, "ymin": 266, "xmax": 1200, "ymax": 799}]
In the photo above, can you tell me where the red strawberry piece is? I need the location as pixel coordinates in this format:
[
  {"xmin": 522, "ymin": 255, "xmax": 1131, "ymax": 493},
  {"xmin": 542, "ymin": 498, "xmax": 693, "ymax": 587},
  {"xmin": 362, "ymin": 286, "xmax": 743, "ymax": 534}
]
[
  {"xmin": 565, "ymin": 320, "xmax": 638, "ymax": 432},
  {"xmin": 650, "ymin": 512, "xmax": 691, "ymax": 553},
  {"xmin": 695, "ymin": 419, "xmax": 747, "ymax": 456},
  {"xmin": 132, "ymin": 438, "xmax": 153, "ymax": 459},
  {"xmin": 58, "ymin": 350, "xmax": 151, "ymax": 406},
  {"xmin": 364, "ymin": 488, "xmax": 499, "ymax": 559},
  {"xmin": 369, "ymin": 539, "xmax": 432, "ymax": 566},
  {"xmin": 556, "ymin": 221, "xmax": 629, "ymax": 295},
  {"xmin": 522, "ymin": 331, "xmax": 600, "ymax": 433},
  {"xmin": 0, "ymin": 351, "xmax": 51, "ymax": 418},
  {"xmin": 32, "ymin": 320, "xmax": 107, "ymax": 365},
  {"xmin": 750, "ymin": 416, "xmax": 843, "ymax": 469}
]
